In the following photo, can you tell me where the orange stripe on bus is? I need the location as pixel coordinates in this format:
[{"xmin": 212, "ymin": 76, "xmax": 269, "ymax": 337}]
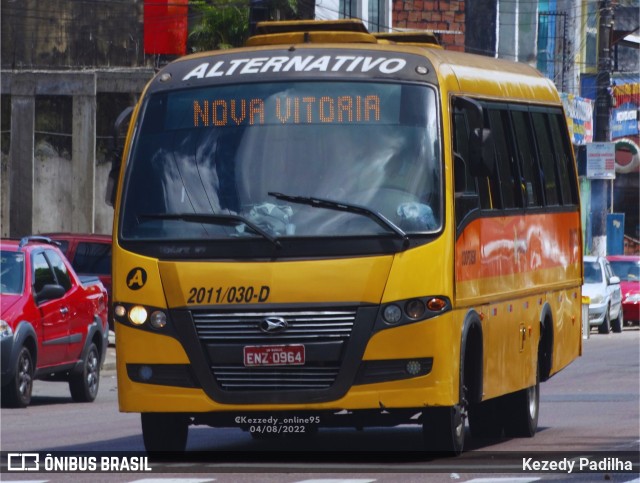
[{"xmin": 455, "ymin": 211, "xmax": 581, "ymax": 282}]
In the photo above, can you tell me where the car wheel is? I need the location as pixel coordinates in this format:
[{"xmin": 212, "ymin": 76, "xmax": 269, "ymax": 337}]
[
  {"xmin": 598, "ymin": 309, "xmax": 611, "ymax": 334},
  {"xmin": 503, "ymin": 367, "xmax": 539, "ymax": 438},
  {"xmin": 1, "ymin": 346, "xmax": 34, "ymax": 408},
  {"xmin": 611, "ymin": 309, "xmax": 624, "ymax": 333},
  {"xmin": 141, "ymin": 413, "xmax": 189, "ymax": 454},
  {"xmin": 69, "ymin": 343, "xmax": 100, "ymax": 402}
]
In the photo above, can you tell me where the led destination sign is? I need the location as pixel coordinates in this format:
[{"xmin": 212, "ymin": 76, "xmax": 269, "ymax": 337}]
[
  {"xmin": 162, "ymin": 82, "xmax": 427, "ymax": 130},
  {"xmin": 192, "ymin": 94, "xmax": 381, "ymax": 127}
]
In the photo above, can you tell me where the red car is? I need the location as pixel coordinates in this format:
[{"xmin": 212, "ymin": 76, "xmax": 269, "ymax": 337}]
[
  {"xmin": 0, "ymin": 236, "xmax": 109, "ymax": 407},
  {"xmin": 607, "ymin": 255, "xmax": 640, "ymax": 326},
  {"xmin": 42, "ymin": 233, "xmax": 112, "ymax": 332}
]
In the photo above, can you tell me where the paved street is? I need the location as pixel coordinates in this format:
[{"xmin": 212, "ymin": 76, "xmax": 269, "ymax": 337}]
[{"xmin": 1, "ymin": 328, "xmax": 639, "ymax": 482}]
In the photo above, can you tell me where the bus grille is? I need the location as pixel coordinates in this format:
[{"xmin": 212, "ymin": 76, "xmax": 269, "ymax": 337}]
[
  {"xmin": 211, "ymin": 365, "xmax": 340, "ymax": 390},
  {"xmin": 192, "ymin": 308, "xmax": 357, "ymax": 342},
  {"xmin": 191, "ymin": 307, "xmax": 357, "ymax": 391}
]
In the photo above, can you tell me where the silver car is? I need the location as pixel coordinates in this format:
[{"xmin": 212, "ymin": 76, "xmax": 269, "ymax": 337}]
[{"xmin": 583, "ymin": 256, "xmax": 623, "ymax": 333}]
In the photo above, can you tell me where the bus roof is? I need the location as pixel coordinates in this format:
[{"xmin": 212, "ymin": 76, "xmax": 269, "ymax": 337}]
[
  {"xmin": 162, "ymin": 19, "xmax": 561, "ymax": 105},
  {"xmin": 419, "ymin": 47, "xmax": 560, "ymax": 104}
]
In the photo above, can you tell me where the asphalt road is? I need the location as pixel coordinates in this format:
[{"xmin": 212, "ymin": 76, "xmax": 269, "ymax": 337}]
[{"xmin": 1, "ymin": 328, "xmax": 639, "ymax": 482}]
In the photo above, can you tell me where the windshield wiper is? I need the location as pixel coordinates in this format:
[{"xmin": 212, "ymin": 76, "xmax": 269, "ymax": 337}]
[
  {"xmin": 268, "ymin": 192, "xmax": 409, "ymax": 248},
  {"xmin": 137, "ymin": 213, "xmax": 281, "ymax": 248}
]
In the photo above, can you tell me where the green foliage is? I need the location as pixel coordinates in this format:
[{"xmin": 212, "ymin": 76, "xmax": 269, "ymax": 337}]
[
  {"xmin": 189, "ymin": 0, "xmax": 251, "ymax": 51},
  {"xmin": 189, "ymin": 0, "xmax": 303, "ymax": 52}
]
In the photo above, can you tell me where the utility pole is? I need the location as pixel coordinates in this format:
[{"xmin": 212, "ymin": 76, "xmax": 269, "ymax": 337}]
[{"xmin": 591, "ymin": 0, "xmax": 614, "ymax": 255}]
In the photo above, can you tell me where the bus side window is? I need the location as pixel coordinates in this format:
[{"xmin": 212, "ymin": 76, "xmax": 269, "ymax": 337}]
[
  {"xmin": 453, "ymin": 111, "xmax": 472, "ymax": 191},
  {"xmin": 453, "ymin": 110, "xmax": 480, "ymax": 225},
  {"xmin": 479, "ymin": 108, "xmax": 501, "ymax": 209},
  {"xmin": 452, "ymin": 96, "xmax": 494, "ymax": 214},
  {"xmin": 487, "ymin": 108, "xmax": 521, "ymax": 209},
  {"xmin": 531, "ymin": 111, "xmax": 560, "ymax": 206},
  {"xmin": 548, "ymin": 113, "xmax": 579, "ymax": 205},
  {"xmin": 510, "ymin": 109, "xmax": 543, "ymax": 207}
]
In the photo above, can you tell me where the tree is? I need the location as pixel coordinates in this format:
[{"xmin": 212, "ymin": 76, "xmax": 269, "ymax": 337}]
[
  {"xmin": 189, "ymin": 0, "xmax": 303, "ymax": 52},
  {"xmin": 189, "ymin": 0, "xmax": 251, "ymax": 51}
]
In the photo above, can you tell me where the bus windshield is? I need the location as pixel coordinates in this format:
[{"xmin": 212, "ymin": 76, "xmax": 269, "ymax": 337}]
[{"xmin": 121, "ymin": 81, "xmax": 441, "ymax": 241}]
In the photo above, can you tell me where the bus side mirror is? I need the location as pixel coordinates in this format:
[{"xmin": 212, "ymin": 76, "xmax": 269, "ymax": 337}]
[
  {"xmin": 105, "ymin": 106, "xmax": 134, "ymax": 207},
  {"xmin": 453, "ymin": 96, "xmax": 495, "ymax": 178}
]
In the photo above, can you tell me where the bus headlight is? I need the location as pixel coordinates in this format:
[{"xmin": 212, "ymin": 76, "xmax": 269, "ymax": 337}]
[
  {"xmin": 377, "ymin": 296, "xmax": 451, "ymax": 330},
  {"xmin": 149, "ymin": 311, "xmax": 167, "ymax": 329},
  {"xmin": 128, "ymin": 305, "xmax": 148, "ymax": 325},
  {"xmin": 405, "ymin": 299, "xmax": 426, "ymax": 319},
  {"xmin": 383, "ymin": 304, "xmax": 402, "ymax": 325},
  {"xmin": 114, "ymin": 304, "xmax": 127, "ymax": 318}
]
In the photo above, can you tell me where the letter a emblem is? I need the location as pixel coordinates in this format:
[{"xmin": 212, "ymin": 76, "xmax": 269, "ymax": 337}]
[{"xmin": 126, "ymin": 267, "xmax": 147, "ymax": 290}]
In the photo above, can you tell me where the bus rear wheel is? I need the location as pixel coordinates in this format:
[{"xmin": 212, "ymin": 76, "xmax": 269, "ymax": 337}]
[
  {"xmin": 141, "ymin": 413, "xmax": 189, "ymax": 454},
  {"xmin": 503, "ymin": 368, "xmax": 539, "ymax": 438},
  {"xmin": 422, "ymin": 405, "xmax": 465, "ymax": 455}
]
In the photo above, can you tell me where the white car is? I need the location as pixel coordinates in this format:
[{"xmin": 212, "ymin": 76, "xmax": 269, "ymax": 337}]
[{"xmin": 583, "ymin": 256, "xmax": 623, "ymax": 333}]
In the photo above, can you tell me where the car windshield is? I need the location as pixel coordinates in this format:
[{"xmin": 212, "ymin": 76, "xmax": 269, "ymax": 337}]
[
  {"xmin": 121, "ymin": 81, "xmax": 441, "ymax": 241},
  {"xmin": 609, "ymin": 260, "xmax": 640, "ymax": 282},
  {"xmin": 584, "ymin": 261, "xmax": 604, "ymax": 284},
  {"xmin": 0, "ymin": 251, "xmax": 25, "ymax": 295}
]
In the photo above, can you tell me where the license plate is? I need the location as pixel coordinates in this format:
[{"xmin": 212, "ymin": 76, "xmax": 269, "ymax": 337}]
[{"xmin": 243, "ymin": 344, "xmax": 305, "ymax": 367}]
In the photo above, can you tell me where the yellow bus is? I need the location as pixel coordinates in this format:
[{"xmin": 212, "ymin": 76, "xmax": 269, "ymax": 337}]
[{"xmin": 109, "ymin": 19, "xmax": 582, "ymax": 454}]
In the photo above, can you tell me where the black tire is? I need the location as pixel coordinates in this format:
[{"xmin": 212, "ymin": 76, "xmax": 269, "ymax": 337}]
[
  {"xmin": 598, "ymin": 309, "xmax": 611, "ymax": 334},
  {"xmin": 468, "ymin": 398, "xmax": 503, "ymax": 439},
  {"xmin": 422, "ymin": 405, "xmax": 465, "ymax": 455},
  {"xmin": 611, "ymin": 309, "xmax": 624, "ymax": 333},
  {"xmin": 141, "ymin": 413, "xmax": 189, "ymax": 454},
  {"xmin": 1, "ymin": 346, "xmax": 34, "ymax": 408},
  {"xmin": 69, "ymin": 343, "xmax": 100, "ymax": 402},
  {"xmin": 503, "ymin": 368, "xmax": 539, "ymax": 438}
]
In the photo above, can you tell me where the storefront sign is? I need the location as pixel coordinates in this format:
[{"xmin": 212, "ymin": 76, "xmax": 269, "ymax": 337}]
[
  {"xmin": 561, "ymin": 93, "xmax": 593, "ymax": 145},
  {"xmin": 587, "ymin": 142, "xmax": 616, "ymax": 179}
]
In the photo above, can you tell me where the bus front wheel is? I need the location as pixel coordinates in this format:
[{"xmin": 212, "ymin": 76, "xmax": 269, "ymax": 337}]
[
  {"xmin": 141, "ymin": 413, "xmax": 189, "ymax": 454},
  {"xmin": 468, "ymin": 398, "xmax": 503, "ymax": 439},
  {"xmin": 422, "ymin": 405, "xmax": 465, "ymax": 455}
]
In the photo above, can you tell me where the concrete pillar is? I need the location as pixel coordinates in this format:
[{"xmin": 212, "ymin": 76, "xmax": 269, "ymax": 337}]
[
  {"xmin": 72, "ymin": 86, "xmax": 97, "ymax": 233},
  {"xmin": 9, "ymin": 75, "xmax": 36, "ymax": 238}
]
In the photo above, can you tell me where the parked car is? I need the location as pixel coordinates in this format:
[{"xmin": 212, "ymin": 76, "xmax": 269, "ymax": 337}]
[
  {"xmin": 0, "ymin": 236, "xmax": 109, "ymax": 407},
  {"xmin": 583, "ymin": 255, "xmax": 623, "ymax": 334},
  {"xmin": 607, "ymin": 255, "xmax": 640, "ymax": 326},
  {"xmin": 42, "ymin": 233, "xmax": 112, "ymax": 333}
]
